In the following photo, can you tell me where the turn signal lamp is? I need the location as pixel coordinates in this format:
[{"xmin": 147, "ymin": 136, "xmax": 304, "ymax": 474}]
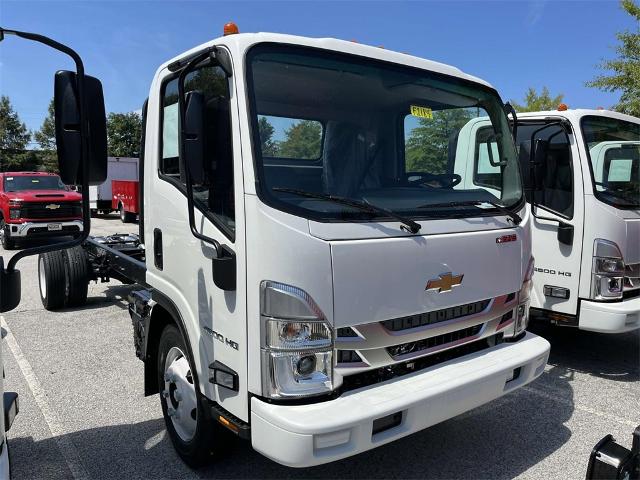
[
  {"xmin": 223, "ymin": 22, "xmax": 239, "ymax": 36},
  {"xmin": 557, "ymin": 103, "xmax": 569, "ymax": 111}
]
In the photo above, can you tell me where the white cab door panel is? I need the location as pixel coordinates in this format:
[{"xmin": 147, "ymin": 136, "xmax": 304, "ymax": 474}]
[{"xmin": 145, "ymin": 58, "xmax": 248, "ymax": 421}]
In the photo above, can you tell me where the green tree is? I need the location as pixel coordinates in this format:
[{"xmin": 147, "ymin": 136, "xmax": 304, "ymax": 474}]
[
  {"xmin": 279, "ymin": 120, "xmax": 322, "ymax": 159},
  {"xmin": 0, "ymin": 95, "xmax": 31, "ymax": 153},
  {"xmin": 510, "ymin": 87, "xmax": 565, "ymax": 113},
  {"xmin": 258, "ymin": 116, "xmax": 278, "ymax": 156},
  {"xmin": 33, "ymin": 99, "xmax": 58, "ymax": 172},
  {"xmin": 405, "ymin": 109, "xmax": 472, "ymax": 174},
  {"xmin": 107, "ymin": 112, "xmax": 142, "ymax": 157},
  {"xmin": 587, "ymin": 0, "xmax": 640, "ymax": 117}
]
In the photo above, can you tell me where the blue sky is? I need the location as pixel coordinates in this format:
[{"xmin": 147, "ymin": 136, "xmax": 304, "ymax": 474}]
[{"xmin": 0, "ymin": 0, "xmax": 634, "ymax": 145}]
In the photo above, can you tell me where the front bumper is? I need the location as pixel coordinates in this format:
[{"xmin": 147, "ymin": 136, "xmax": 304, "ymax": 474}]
[
  {"xmin": 250, "ymin": 332, "xmax": 550, "ymax": 467},
  {"xmin": 579, "ymin": 296, "xmax": 640, "ymax": 333},
  {"xmin": 5, "ymin": 220, "xmax": 83, "ymax": 238}
]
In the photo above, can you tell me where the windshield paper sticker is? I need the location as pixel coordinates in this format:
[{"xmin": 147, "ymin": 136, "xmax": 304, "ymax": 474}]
[{"xmin": 410, "ymin": 105, "xmax": 433, "ymax": 119}]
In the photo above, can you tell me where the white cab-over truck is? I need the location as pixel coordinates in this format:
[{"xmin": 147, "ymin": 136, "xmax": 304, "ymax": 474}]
[
  {"xmin": 0, "ymin": 25, "xmax": 549, "ymax": 468},
  {"xmin": 463, "ymin": 109, "xmax": 639, "ymax": 333}
]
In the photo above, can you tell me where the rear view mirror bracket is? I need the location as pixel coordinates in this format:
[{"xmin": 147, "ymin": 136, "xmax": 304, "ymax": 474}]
[{"xmin": 177, "ymin": 48, "xmax": 236, "ymax": 291}]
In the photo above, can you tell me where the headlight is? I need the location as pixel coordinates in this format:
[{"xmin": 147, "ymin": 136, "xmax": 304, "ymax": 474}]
[
  {"xmin": 9, "ymin": 208, "xmax": 20, "ymax": 220},
  {"xmin": 260, "ymin": 281, "xmax": 334, "ymax": 399},
  {"xmin": 505, "ymin": 257, "xmax": 533, "ymax": 340},
  {"xmin": 591, "ymin": 239, "xmax": 624, "ymax": 300}
]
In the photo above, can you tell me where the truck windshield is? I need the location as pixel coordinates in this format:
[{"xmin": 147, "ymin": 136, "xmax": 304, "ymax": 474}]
[
  {"xmin": 246, "ymin": 44, "xmax": 523, "ymax": 223},
  {"xmin": 582, "ymin": 116, "xmax": 639, "ymax": 208},
  {"xmin": 4, "ymin": 175, "xmax": 66, "ymax": 192}
]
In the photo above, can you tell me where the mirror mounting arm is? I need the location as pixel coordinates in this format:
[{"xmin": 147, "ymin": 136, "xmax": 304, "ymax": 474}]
[
  {"xmin": 0, "ymin": 28, "xmax": 93, "ymax": 273},
  {"xmin": 177, "ymin": 49, "xmax": 222, "ymax": 258}
]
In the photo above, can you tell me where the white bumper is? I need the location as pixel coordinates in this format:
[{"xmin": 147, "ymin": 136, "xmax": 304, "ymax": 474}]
[
  {"xmin": 250, "ymin": 332, "xmax": 550, "ymax": 467},
  {"xmin": 579, "ymin": 296, "xmax": 640, "ymax": 333},
  {"xmin": 6, "ymin": 220, "xmax": 83, "ymax": 238}
]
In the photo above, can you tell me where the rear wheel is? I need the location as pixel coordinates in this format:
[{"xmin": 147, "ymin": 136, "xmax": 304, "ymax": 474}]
[
  {"xmin": 0, "ymin": 220, "xmax": 15, "ymax": 250},
  {"xmin": 63, "ymin": 247, "xmax": 90, "ymax": 307},
  {"xmin": 38, "ymin": 251, "xmax": 67, "ymax": 310},
  {"xmin": 158, "ymin": 324, "xmax": 223, "ymax": 467}
]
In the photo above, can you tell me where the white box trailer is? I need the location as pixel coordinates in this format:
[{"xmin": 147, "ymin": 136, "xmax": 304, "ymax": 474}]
[{"xmin": 89, "ymin": 156, "xmax": 138, "ymax": 214}]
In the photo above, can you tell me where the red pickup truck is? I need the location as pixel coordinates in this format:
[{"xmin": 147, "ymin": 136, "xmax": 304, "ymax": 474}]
[{"xmin": 0, "ymin": 172, "xmax": 83, "ymax": 249}]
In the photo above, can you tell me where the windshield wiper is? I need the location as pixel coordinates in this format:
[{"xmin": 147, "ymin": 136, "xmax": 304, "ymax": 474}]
[
  {"xmin": 416, "ymin": 200, "xmax": 522, "ymax": 225},
  {"xmin": 273, "ymin": 187, "xmax": 422, "ymax": 234}
]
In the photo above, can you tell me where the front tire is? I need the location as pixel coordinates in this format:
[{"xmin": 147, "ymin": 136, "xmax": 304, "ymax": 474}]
[
  {"xmin": 157, "ymin": 324, "xmax": 222, "ymax": 467},
  {"xmin": 0, "ymin": 221, "xmax": 15, "ymax": 250},
  {"xmin": 38, "ymin": 251, "xmax": 67, "ymax": 310}
]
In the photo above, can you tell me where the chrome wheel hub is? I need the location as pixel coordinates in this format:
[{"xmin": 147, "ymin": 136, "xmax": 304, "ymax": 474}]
[{"xmin": 163, "ymin": 347, "xmax": 197, "ymax": 442}]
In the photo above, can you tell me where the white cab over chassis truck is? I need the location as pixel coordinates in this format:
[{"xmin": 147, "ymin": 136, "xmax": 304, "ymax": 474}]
[
  {"xmin": 32, "ymin": 30, "xmax": 550, "ymax": 467},
  {"xmin": 466, "ymin": 110, "xmax": 639, "ymax": 333}
]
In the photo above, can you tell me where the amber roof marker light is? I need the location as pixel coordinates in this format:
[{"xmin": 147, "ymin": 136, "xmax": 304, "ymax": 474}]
[
  {"xmin": 557, "ymin": 103, "xmax": 569, "ymax": 111},
  {"xmin": 223, "ymin": 22, "xmax": 239, "ymax": 36}
]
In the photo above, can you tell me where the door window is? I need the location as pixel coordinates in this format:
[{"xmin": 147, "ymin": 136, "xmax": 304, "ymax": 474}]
[{"xmin": 160, "ymin": 65, "xmax": 235, "ymax": 238}]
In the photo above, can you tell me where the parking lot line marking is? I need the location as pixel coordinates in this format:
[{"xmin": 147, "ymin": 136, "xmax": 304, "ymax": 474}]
[
  {"xmin": 1, "ymin": 317, "xmax": 90, "ymax": 480},
  {"xmin": 523, "ymin": 384, "xmax": 638, "ymax": 428}
]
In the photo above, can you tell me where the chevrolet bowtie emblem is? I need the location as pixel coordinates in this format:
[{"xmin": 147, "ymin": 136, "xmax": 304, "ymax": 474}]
[
  {"xmin": 45, "ymin": 204, "xmax": 60, "ymax": 210},
  {"xmin": 425, "ymin": 273, "xmax": 464, "ymax": 293}
]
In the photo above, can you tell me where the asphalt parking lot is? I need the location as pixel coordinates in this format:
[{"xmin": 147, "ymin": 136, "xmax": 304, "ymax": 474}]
[{"xmin": 0, "ymin": 215, "xmax": 638, "ymax": 479}]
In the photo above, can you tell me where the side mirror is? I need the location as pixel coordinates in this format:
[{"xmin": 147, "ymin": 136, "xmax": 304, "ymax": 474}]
[
  {"xmin": 182, "ymin": 91, "xmax": 205, "ymax": 185},
  {"xmin": 557, "ymin": 221, "xmax": 574, "ymax": 246},
  {"xmin": 212, "ymin": 245, "xmax": 236, "ymax": 291},
  {"xmin": 0, "ymin": 258, "xmax": 20, "ymax": 313},
  {"xmin": 586, "ymin": 425, "xmax": 639, "ymax": 480},
  {"xmin": 531, "ymin": 139, "xmax": 548, "ymax": 191},
  {"xmin": 54, "ymin": 70, "xmax": 107, "ymax": 186}
]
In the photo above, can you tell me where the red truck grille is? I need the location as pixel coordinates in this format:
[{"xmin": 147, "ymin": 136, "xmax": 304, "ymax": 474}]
[{"xmin": 20, "ymin": 202, "xmax": 81, "ymax": 219}]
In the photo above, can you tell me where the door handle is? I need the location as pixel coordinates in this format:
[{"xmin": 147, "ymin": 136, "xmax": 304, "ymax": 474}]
[{"xmin": 153, "ymin": 228, "xmax": 163, "ymax": 270}]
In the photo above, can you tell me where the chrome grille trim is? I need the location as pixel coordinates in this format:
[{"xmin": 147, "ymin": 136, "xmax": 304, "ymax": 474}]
[{"xmin": 334, "ymin": 293, "xmax": 517, "ymax": 380}]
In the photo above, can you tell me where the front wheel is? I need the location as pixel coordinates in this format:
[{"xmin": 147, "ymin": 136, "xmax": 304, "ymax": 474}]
[
  {"xmin": 157, "ymin": 325, "xmax": 223, "ymax": 467},
  {"xmin": 0, "ymin": 221, "xmax": 15, "ymax": 250}
]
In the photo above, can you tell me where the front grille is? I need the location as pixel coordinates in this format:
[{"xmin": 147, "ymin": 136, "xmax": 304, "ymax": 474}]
[
  {"xmin": 337, "ymin": 350, "xmax": 362, "ymax": 363},
  {"xmin": 20, "ymin": 202, "xmax": 81, "ymax": 219},
  {"xmin": 27, "ymin": 225, "xmax": 80, "ymax": 235},
  {"xmin": 381, "ymin": 299, "xmax": 491, "ymax": 332},
  {"xmin": 341, "ymin": 334, "xmax": 502, "ymax": 394},
  {"xmin": 387, "ymin": 324, "xmax": 483, "ymax": 359},
  {"xmin": 624, "ymin": 263, "xmax": 640, "ymax": 293},
  {"xmin": 337, "ymin": 327, "xmax": 359, "ymax": 338}
]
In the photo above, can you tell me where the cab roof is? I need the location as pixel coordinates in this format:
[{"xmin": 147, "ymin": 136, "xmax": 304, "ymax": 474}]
[
  {"xmin": 158, "ymin": 31, "xmax": 495, "ymax": 90},
  {"xmin": 516, "ymin": 109, "xmax": 640, "ymax": 124}
]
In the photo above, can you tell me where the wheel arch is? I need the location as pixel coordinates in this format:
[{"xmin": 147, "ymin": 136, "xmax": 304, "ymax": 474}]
[{"xmin": 144, "ymin": 290, "xmax": 201, "ymax": 397}]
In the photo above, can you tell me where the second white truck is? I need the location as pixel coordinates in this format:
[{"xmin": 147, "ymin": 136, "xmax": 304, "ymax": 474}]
[{"xmin": 458, "ymin": 109, "xmax": 639, "ymax": 333}]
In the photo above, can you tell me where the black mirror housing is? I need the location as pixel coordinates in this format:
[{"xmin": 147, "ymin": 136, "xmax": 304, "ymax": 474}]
[
  {"xmin": 182, "ymin": 90, "xmax": 206, "ymax": 185},
  {"xmin": 54, "ymin": 70, "xmax": 108, "ymax": 185},
  {"xmin": 531, "ymin": 139, "xmax": 549, "ymax": 191},
  {"xmin": 0, "ymin": 258, "xmax": 20, "ymax": 312},
  {"xmin": 212, "ymin": 245, "xmax": 236, "ymax": 291},
  {"xmin": 557, "ymin": 221, "xmax": 574, "ymax": 246}
]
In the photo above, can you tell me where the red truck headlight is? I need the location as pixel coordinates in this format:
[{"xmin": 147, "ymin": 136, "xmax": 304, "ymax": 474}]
[{"xmin": 9, "ymin": 208, "xmax": 21, "ymax": 220}]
